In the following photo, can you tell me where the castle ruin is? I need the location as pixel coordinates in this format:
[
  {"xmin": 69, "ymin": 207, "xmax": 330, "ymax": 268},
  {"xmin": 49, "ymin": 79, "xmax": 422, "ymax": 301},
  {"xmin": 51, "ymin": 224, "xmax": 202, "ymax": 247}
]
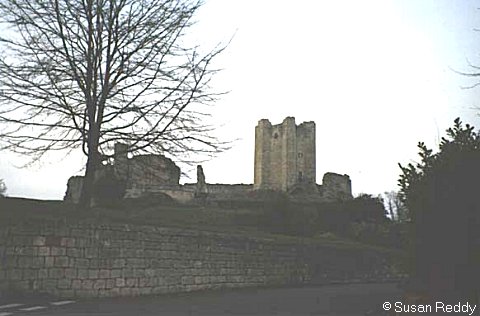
[
  {"xmin": 64, "ymin": 117, "xmax": 352, "ymax": 204},
  {"xmin": 254, "ymin": 117, "xmax": 316, "ymax": 191}
]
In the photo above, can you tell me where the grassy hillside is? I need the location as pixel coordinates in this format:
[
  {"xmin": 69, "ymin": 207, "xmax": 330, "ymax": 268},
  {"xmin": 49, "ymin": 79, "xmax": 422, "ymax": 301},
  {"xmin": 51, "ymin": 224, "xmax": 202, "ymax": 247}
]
[{"xmin": 0, "ymin": 197, "xmax": 404, "ymax": 253}]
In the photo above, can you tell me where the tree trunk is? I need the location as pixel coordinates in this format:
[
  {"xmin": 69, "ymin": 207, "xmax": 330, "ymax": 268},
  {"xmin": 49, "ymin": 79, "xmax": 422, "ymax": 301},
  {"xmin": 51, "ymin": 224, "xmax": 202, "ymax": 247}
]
[
  {"xmin": 78, "ymin": 126, "xmax": 100, "ymax": 209},
  {"xmin": 78, "ymin": 152, "xmax": 98, "ymax": 209}
]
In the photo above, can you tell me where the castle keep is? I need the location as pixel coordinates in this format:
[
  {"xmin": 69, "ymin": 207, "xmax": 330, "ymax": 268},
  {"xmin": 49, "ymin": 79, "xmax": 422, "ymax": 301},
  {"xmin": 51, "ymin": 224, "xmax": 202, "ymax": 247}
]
[
  {"xmin": 65, "ymin": 117, "xmax": 352, "ymax": 204},
  {"xmin": 254, "ymin": 117, "xmax": 316, "ymax": 191}
]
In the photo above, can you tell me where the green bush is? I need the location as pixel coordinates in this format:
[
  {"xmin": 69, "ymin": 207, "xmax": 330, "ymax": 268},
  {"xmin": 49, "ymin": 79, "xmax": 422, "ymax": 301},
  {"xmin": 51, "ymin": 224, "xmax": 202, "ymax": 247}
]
[{"xmin": 398, "ymin": 118, "xmax": 480, "ymax": 294}]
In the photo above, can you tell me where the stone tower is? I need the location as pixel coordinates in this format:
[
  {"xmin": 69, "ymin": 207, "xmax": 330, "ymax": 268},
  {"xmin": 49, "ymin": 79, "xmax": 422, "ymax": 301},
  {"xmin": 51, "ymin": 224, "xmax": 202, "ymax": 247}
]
[{"xmin": 254, "ymin": 117, "xmax": 316, "ymax": 191}]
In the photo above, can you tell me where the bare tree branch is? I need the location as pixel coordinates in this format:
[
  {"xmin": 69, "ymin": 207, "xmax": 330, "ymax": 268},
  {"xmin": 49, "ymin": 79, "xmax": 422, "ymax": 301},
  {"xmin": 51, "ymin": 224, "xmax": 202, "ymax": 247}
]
[{"xmin": 0, "ymin": 0, "xmax": 228, "ymax": 207}]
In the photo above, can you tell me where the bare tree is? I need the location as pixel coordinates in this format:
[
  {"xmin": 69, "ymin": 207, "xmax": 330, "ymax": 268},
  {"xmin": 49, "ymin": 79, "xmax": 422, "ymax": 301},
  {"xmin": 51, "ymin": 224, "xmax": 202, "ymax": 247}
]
[
  {"xmin": 383, "ymin": 191, "xmax": 409, "ymax": 222},
  {"xmin": 0, "ymin": 0, "xmax": 227, "ymax": 207}
]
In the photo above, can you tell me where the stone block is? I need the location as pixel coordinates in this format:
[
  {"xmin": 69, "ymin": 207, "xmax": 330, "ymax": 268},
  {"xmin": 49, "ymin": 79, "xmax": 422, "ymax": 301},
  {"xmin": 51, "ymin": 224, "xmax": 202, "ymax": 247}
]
[
  {"xmin": 61, "ymin": 237, "xmax": 76, "ymax": 247},
  {"xmin": 108, "ymin": 287, "xmax": 121, "ymax": 296},
  {"xmin": 126, "ymin": 258, "xmax": 145, "ymax": 268},
  {"xmin": 99, "ymin": 269, "xmax": 110, "ymax": 279},
  {"xmin": 75, "ymin": 258, "xmax": 89, "ymax": 268},
  {"xmin": 37, "ymin": 268, "xmax": 48, "ymax": 279},
  {"xmin": 85, "ymin": 248, "xmax": 98, "ymax": 258},
  {"xmin": 57, "ymin": 289, "xmax": 75, "ymax": 298},
  {"xmin": 17, "ymin": 256, "xmax": 33, "ymax": 268},
  {"xmin": 74, "ymin": 289, "xmax": 94, "ymax": 298},
  {"xmin": 72, "ymin": 279, "xmax": 82, "ymax": 290},
  {"xmin": 151, "ymin": 286, "xmax": 168, "ymax": 294},
  {"xmin": 139, "ymin": 287, "xmax": 152, "ymax": 295},
  {"xmin": 77, "ymin": 268, "xmax": 88, "ymax": 279},
  {"xmin": 125, "ymin": 278, "xmax": 137, "ymax": 287},
  {"xmin": 109, "ymin": 239, "xmax": 122, "ymax": 248},
  {"xmin": 45, "ymin": 236, "xmax": 62, "ymax": 247},
  {"xmin": 32, "ymin": 236, "xmax": 46, "ymax": 246},
  {"xmin": 13, "ymin": 235, "xmax": 32, "ymax": 245},
  {"xmin": 121, "ymin": 248, "xmax": 136, "ymax": 258},
  {"xmin": 181, "ymin": 276, "xmax": 194, "ymax": 285},
  {"xmin": 18, "ymin": 246, "xmax": 36, "ymax": 256},
  {"xmin": 54, "ymin": 256, "xmax": 69, "ymax": 267},
  {"xmin": 40, "ymin": 279, "xmax": 56, "ymax": 290},
  {"xmin": 37, "ymin": 246, "xmax": 50, "ymax": 256},
  {"xmin": 209, "ymin": 276, "xmax": 223, "ymax": 284},
  {"xmin": 150, "ymin": 259, "xmax": 172, "ymax": 268},
  {"xmin": 115, "ymin": 278, "xmax": 125, "ymax": 287},
  {"xmin": 7, "ymin": 269, "xmax": 22, "ymax": 280},
  {"xmin": 135, "ymin": 249, "xmax": 144, "ymax": 257},
  {"xmin": 155, "ymin": 276, "xmax": 166, "ymax": 286},
  {"xmin": 93, "ymin": 279, "xmax": 106, "ymax": 290},
  {"xmin": 120, "ymin": 267, "xmax": 132, "ymax": 278},
  {"xmin": 100, "ymin": 248, "xmax": 120, "ymax": 258},
  {"xmin": 64, "ymin": 268, "xmax": 77, "ymax": 279},
  {"xmin": 144, "ymin": 249, "xmax": 155, "ymax": 258},
  {"xmin": 110, "ymin": 269, "xmax": 121, "ymax": 278},
  {"xmin": 67, "ymin": 248, "xmax": 82, "ymax": 258},
  {"xmin": 82, "ymin": 279, "xmax": 93, "ymax": 290},
  {"xmin": 120, "ymin": 287, "xmax": 132, "ymax": 296},
  {"xmin": 88, "ymin": 269, "xmax": 99, "ymax": 279},
  {"xmin": 194, "ymin": 276, "xmax": 202, "ymax": 285},
  {"xmin": 45, "ymin": 256, "xmax": 55, "ymax": 267},
  {"xmin": 113, "ymin": 259, "xmax": 125, "ymax": 268},
  {"xmin": 131, "ymin": 288, "xmax": 140, "ymax": 296},
  {"xmin": 14, "ymin": 280, "xmax": 31, "ymax": 291},
  {"xmin": 5, "ymin": 247, "xmax": 15, "ymax": 256},
  {"xmin": 76, "ymin": 238, "xmax": 87, "ymax": 247},
  {"xmin": 122, "ymin": 240, "xmax": 137, "ymax": 249},
  {"xmin": 138, "ymin": 278, "xmax": 153, "ymax": 287},
  {"xmin": 145, "ymin": 269, "xmax": 156, "ymax": 278},
  {"xmin": 32, "ymin": 257, "xmax": 45, "ymax": 268},
  {"xmin": 99, "ymin": 259, "xmax": 114, "ymax": 269},
  {"xmin": 48, "ymin": 268, "xmax": 64, "ymax": 279},
  {"xmin": 57, "ymin": 279, "xmax": 71, "ymax": 289},
  {"xmin": 173, "ymin": 260, "xmax": 189, "ymax": 269},
  {"xmin": 132, "ymin": 269, "xmax": 145, "ymax": 278},
  {"xmin": 65, "ymin": 257, "xmax": 73, "ymax": 267},
  {"xmin": 22, "ymin": 269, "xmax": 36, "ymax": 280},
  {"xmin": 51, "ymin": 246, "xmax": 66, "ymax": 256},
  {"xmin": 98, "ymin": 289, "xmax": 112, "ymax": 297},
  {"xmin": 106, "ymin": 279, "xmax": 115, "ymax": 289},
  {"xmin": 71, "ymin": 229, "xmax": 89, "ymax": 238},
  {"xmin": 3, "ymin": 256, "xmax": 17, "ymax": 267}
]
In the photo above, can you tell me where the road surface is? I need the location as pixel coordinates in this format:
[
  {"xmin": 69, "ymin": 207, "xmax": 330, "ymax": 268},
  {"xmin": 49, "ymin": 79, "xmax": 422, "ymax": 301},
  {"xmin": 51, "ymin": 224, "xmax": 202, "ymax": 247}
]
[{"xmin": 0, "ymin": 282, "xmax": 401, "ymax": 316}]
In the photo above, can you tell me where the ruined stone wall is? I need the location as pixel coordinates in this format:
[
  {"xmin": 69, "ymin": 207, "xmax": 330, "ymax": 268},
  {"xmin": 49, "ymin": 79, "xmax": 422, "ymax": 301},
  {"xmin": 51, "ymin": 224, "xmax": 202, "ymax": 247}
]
[
  {"xmin": 122, "ymin": 155, "xmax": 180, "ymax": 189},
  {"xmin": 65, "ymin": 149, "xmax": 181, "ymax": 203},
  {"xmin": 0, "ymin": 222, "xmax": 400, "ymax": 298},
  {"xmin": 63, "ymin": 177, "xmax": 83, "ymax": 203},
  {"xmin": 153, "ymin": 188, "xmax": 196, "ymax": 204},
  {"xmin": 254, "ymin": 119, "xmax": 272, "ymax": 190},
  {"xmin": 254, "ymin": 117, "xmax": 316, "ymax": 191},
  {"xmin": 132, "ymin": 184, "xmax": 254, "ymax": 204},
  {"xmin": 203, "ymin": 184, "xmax": 253, "ymax": 198},
  {"xmin": 322, "ymin": 173, "xmax": 352, "ymax": 201},
  {"xmin": 296, "ymin": 122, "xmax": 316, "ymax": 185}
]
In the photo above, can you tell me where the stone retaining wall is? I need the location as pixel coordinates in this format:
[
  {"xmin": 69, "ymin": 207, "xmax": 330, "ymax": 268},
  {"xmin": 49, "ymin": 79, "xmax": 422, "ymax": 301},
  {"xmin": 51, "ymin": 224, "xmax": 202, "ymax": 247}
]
[{"xmin": 0, "ymin": 222, "xmax": 401, "ymax": 298}]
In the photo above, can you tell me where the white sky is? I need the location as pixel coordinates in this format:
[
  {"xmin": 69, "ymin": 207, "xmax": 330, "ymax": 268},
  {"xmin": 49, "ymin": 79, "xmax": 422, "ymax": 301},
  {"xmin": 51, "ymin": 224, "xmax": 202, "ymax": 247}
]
[{"xmin": 2, "ymin": 0, "xmax": 480, "ymax": 200}]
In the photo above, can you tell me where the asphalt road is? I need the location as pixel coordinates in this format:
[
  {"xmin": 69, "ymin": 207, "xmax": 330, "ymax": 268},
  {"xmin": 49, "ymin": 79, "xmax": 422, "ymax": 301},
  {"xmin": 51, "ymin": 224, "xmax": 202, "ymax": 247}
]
[{"xmin": 0, "ymin": 282, "xmax": 402, "ymax": 316}]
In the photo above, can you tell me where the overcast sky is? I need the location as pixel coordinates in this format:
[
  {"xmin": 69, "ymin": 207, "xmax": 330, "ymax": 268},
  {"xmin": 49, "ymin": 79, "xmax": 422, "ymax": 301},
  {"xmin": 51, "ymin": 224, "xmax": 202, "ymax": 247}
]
[{"xmin": 2, "ymin": 0, "xmax": 480, "ymax": 200}]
